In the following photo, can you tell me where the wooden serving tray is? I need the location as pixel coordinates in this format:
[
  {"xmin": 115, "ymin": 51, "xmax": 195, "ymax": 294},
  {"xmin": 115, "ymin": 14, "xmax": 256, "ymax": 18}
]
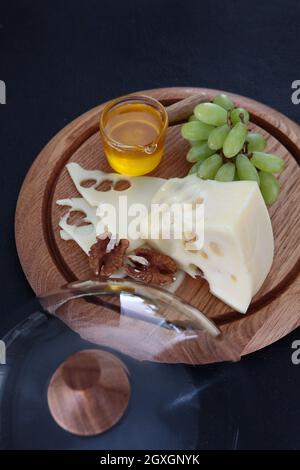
[{"xmin": 15, "ymin": 87, "xmax": 300, "ymax": 364}]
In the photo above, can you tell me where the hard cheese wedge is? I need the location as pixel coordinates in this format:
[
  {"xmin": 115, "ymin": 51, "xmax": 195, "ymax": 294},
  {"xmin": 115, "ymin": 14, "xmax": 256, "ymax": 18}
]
[{"xmin": 144, "ymin": 175, "xmax": 274, "ymax": 313}]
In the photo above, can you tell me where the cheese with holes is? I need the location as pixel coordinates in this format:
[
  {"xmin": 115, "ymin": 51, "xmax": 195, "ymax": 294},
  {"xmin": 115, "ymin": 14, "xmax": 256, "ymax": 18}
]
[
  {"xmin": 57, "ymin": 198, "xmax": 98, "ymax": 254},
  {"xmin": 143, "ymin": 175, "xmax": 274, "ymax": 313},
  {"xmin": 65, "ymin": 163, "xmax": 165, "ymax": 250}
]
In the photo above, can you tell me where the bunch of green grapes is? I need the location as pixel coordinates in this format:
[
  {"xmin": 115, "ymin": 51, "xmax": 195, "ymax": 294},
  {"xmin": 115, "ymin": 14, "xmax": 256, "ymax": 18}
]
[{"xmin": 181, "ymin": 94, "xmax": 285, "ymax": 205}]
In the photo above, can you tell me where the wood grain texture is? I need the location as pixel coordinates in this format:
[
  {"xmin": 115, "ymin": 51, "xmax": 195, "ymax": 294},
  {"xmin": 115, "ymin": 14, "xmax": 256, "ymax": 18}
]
[
  {"xmin": 47, "ymin": 349, "xmax": 130, "ymax": 436},
  {"xmin": 166, "ymin": 92, "xmax": 209, "ymax": 123},
  {"xmin": 15, "ymin": 87, "xmax": 300, "ymax": 364}
]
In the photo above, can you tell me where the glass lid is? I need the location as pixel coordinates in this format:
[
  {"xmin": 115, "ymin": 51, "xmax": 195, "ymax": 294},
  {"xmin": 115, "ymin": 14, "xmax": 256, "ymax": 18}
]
[
  {"xmin": 0, "ymin": 279, "xmax": 249, "ymax": 450},
  {"xmin": 39, "ymin": 279, "xmax": 240, "ymax": 364}
]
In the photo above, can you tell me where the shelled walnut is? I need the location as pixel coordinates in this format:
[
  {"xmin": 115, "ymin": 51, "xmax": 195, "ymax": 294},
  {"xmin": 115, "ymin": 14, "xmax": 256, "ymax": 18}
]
[
  {"xmin": 89, "ymin": 234, "xmax": 129, "ymax": 277},
  {"xmin": 125, "ymin": 248, "xmax": 177, "ymax": 286}
]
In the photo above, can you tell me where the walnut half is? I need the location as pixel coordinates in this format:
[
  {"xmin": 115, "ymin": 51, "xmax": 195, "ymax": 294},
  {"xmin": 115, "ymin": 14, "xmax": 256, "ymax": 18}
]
[
  {"xmin": 89, "ymin": 234, "xmax": 129, "ymax": 277},
  {"xmin": 125, "ymin": 248, "xmax": 177, "ymax": 286}
]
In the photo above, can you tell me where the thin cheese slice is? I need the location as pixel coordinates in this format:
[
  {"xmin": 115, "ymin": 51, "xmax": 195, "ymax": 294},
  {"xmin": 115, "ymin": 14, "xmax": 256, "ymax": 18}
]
[
  {"xmin": 65, "ymin": 163, "xmax": 165, "ymax": 250},
  {"xmin": 66, "ymin": 163, "xmax": 165, "ymax": 207},
  {"xmin": 57, "ymin": 198, "xmax": 98, "ymax": 254}
]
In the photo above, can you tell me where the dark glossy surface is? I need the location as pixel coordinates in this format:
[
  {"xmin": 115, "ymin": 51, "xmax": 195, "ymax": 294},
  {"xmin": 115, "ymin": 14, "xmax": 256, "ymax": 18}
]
[{"xmin": 0, "ymin": 0, "xmax": 299, "ymax": 449}]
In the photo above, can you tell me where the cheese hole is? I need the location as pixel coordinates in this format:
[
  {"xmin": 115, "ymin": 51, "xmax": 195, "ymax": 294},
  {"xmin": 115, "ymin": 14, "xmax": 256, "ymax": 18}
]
[
  {"xmin": 183, "ymin": 231, "xmax": 197, "ymax": 242},
  {"xmin": 189, "ymin": 264, "xmax": 204, "ymax": 278},
  {"xmin": 183, "ymin": 232, "xmax": 199, "ymax": 251},
  {"xmin": 95, "ymin": 179, "xmax": 114, "ymax": 192},
  {"xmin": 199, "ymin": 250, "xmax": 208, "ymax": 259},
  {"xmin": 67, "ymin": 210, "xmax": 90, "ymax": 227},
  {"xmin": 183, "ymin": 241, "xmax": 198, "ymax": 252},
  {"xmin": 114, "ymin": 180, "xmax": 131, "ymax": 191},
  {"xmin": 230, "ymin": 274, "xmax": 237, "ymax": 282},
  {"xmin": 80, "ymin": 179, "xmax": 97, "ymax": 188},
  {"xmin": 209, "ymin": 242, "xmax": 222, "ymax": 256}
]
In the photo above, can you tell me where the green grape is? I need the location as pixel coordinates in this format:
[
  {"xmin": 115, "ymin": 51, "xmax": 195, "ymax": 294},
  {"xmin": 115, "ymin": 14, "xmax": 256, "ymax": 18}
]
[
  {"xmin": 186, "ymin": 142, "xmax": 215, "ymax": 162},
  {"xmin": 188, "ymin": 114, "xmax": 198, "ymax": 122},
  {"xmin": 181, "ymin": 121, "xmax": 215, "ymax": 141},
  {"xmin": 231, "ymin": 107, "xmax": 249, "ymax": 125},
  {"xmin": 194, "ymin": 103, "xmax": 227, "ymax": 126},
  {"xmin": 213, "ymin": 94, "xmax": 234, "ymax": 111},
  {"xmin": 197, "ymin": 154, "xmax": 223, "ymax": 179},
  {"xmin": 215, "ymin": 162, "xmax": 236, "ymax": 181},
  {"xmin": 188, "ymin": 161, "xmax": 202, "ymax": 175},
  {"xmin": 223, "ymin": 122, "xmax": 247, "ymax": 158},
  {"xmin": 208, "ymin": 124, "xmax": 230, "ymax": 150},
  {"xmin": 251, "ymin": 152, "xmax": 285, "ymax": 173},
  {"xmin": 259, "ymin": 171, "xmax": 280, "ymax": 205},
  {"xmin": 246, "ymin": 133, "xmax": 266, "ymax": 152},
  {"xmin": 236, "ymin": 154, "xmax": 260, "ymax": 185}
]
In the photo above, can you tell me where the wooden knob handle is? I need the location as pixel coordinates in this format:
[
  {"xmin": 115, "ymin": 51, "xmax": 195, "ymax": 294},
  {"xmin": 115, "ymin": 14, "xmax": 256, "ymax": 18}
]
[
  {"xmin": 61, "ymin": 353, "xmax": 101, "ymax": 390},
  {"xmin": 47, "ymin": 349, "xmax": 130, "ymax": 436},
  {"xmin": 166, "ymin": 93, "xmax": 209, "ymax": 125}
]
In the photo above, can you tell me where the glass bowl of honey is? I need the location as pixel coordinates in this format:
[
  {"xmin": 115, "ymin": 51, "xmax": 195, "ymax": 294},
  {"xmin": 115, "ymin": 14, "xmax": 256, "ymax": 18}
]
[{"xmin": 99, "ymin": 94, "xmax": 168, "ymax": 176}]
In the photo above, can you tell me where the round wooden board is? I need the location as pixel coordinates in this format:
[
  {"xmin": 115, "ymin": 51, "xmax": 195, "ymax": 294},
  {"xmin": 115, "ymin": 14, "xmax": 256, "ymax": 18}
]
[{"xmin": 15, "ymin": 87, "xmax": 300, "ymax": 364}]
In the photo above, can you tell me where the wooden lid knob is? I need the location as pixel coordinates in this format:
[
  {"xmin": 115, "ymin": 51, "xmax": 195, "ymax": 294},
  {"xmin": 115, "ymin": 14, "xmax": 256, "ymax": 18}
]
[{"xmin": 47, "ymin": 349, "xmax": 130, "ymax": 436}]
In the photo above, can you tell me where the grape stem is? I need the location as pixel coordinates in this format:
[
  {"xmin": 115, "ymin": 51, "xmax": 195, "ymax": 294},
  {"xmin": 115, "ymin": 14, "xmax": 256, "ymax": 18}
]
[{"xmin": 226, "ymin": 111, "xmax": 232, "ymax": 128}]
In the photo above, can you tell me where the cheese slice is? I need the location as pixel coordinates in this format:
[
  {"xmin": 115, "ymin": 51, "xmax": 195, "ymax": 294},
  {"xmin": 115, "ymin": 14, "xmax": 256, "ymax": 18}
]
[
  {"xmin": 57, "ymin": 198, "xmax": 98, "ymax": 254},
  {"xmin": 142, "ymin": 175, "xmax": 274, "ymax": 313},
  {"xmin": 66, "ymin": 163, "xmax": 165, "ymax": 208},
  {"xmin": 66, "ymin": 163, "xmax": 165, "ymax": 250}
]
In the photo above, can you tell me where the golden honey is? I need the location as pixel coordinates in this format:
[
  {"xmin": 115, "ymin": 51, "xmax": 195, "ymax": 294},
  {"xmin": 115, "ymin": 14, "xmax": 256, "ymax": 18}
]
[{"xmin": 100, "ymin": 95, "xmax": 168, "ymax": 176}]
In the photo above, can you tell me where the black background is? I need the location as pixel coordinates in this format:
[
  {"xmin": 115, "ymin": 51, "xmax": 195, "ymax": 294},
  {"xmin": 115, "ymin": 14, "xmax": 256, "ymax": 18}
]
[{"xmin": 0, "ymin": 0, "xmax": 299, "ymax": 449}]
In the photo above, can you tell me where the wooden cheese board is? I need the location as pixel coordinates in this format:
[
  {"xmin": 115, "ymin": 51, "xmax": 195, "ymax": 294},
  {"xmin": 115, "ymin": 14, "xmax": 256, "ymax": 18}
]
[{"xmin": 15, "ymin": 87, "xmax": 300, "ymax": 364}]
